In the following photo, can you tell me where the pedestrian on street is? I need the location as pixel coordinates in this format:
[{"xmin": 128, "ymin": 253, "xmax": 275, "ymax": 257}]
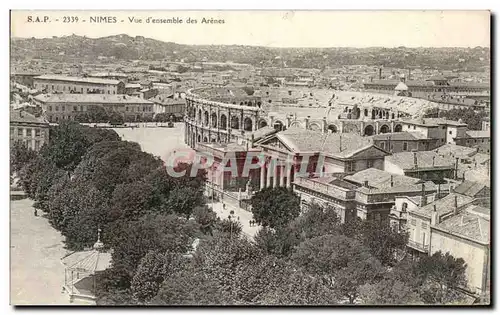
[
  {"xmin": 223, "ymin": 203, "xmax": 226, "ymax": 210},
  {"xmin": 249, "ymin": 220, "xmax": 252, "ymax": 227},
  {"xmin": 34, "ymin": 208, "xmax": 38, "ymax": 217}
]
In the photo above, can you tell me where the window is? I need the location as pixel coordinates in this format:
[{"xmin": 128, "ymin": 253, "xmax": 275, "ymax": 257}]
[
  {"xmin": 367, "ymin": 160, "xmax": 374, "ymax": 168},
  {"xmin": 108, "ymin": 91, "xmax": 110, "ymax": 94},
  {"xmin": 10, "ymin": 127, "xmax": 14, "ymax": 136},
  {"xmin": 402, "ymin": 202, "xmax": 408, "ymax": 211},
  {"xmin": 35, "ymin": 129, "xmax": 41, "ymax": 137},
  {"xmin": 442, "ymin": 126, "xmax": 446, "ymax": 129},
  {"xmin": 62, "ymin": 106, "xmax": 65, "ymax": 112},
  {"xmin": 26, "ymin": 129, "xmax": 32, "ymax": 137},
  {"xmin": 18, "ymin": 128, "xmax": 23, "ymax": 137},
  {"xmin": 449, "ymin": 131, "xmax": 452, "ymax": 135},
  {"xmin": 410, "ymin": 218, "xmax": 417, "ymax": 226},
  {"xmin": 55, "ymin": 105, "xmax": 59, "ymax": 112},
  {"xmin": 48, "ymin": 106, "xmax": 52, "ymax": 112},
  {"xmin": 421, "ymin": 222, "xmax": 428, "ymax": 229},
  {"xmin": 35, "ymin": 140, "xmax": 40, "ymax": 151},
  {"xmin": 346, "ymin": 161, "xmax": 355, "ymax": 172},
  {"xmin": 403, "ymin": 142, "xmax": 408, "ymax": 151},
  {"xmin": 125, "ymin": 106, "xmax": 129, "ymax": 112},
  {"xmin": 413, "ymin": 126, "xmax": 416, "ymax": 130},
  {"xmin": 73, "ymin": 106, "xmax": 78, "ymax": 111}
]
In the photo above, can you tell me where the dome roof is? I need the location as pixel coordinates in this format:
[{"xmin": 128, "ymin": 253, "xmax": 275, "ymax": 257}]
[{"xmin": 395, "ymin": 82, "xmax": 409, "ymax": 91}]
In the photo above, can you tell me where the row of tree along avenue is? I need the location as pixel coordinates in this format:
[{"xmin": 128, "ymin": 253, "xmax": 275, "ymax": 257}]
[{"xmin": 11, "ymin": 121, "xmax": 471, "ymax": 305}]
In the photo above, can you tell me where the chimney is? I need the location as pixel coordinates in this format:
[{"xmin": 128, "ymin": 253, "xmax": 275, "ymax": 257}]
[
  {"xmin": 413, "ymin": 152, "xmax": 418, "ymax": 169},
  {"xmin": 379, "ymin": 68, "xmax": 382, "ymax": 80},
  {"xmin": 408, "ymin": 68, "xmax": 411, "ymax": 81},
  {"xmin": 454, "ymin": 195, "xmax": 458, "ymax": 215},
  {"xmin": 339, "ymin": 134, "xmax": 342, "ymax": 152},
  {"xmin": 364, "ymin": 180, "xmax": 369, "ymax": 188},
  {"xmin": 437, "ymin": 183, "xmax": 441, "ymax": 199},
  {"xmin": 390, "ymin": 175, "xmax": 394, "ymax": 187},
  {"xmin": 431, "ymin": 204, "xmax": 438, "ymax": 226},
  {"xmin": 251, "ymin": 134, "xmax": 255, "ymax": 147},
  {"xmin": 420, "ymin": 183, "xmax": 427, "ymax": 206},
  {"xmin": 432, "ymin": 156, "xmax": 435, "ymax": 167},
  {"xmin": 455, "ymin": 157, "xmax": 459, "ymax": 179}
]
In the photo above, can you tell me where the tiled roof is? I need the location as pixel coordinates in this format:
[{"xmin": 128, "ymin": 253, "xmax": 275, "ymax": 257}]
[
  {"xmin": 434, "ymin": 204, "xmax": 490, "ymax": 244},
  {"xmin": 10, "ymin": 109, "xmax": 48, "ymax": 124},
  {"xmin": 454, "ymin": 180, "xmax": 489, "ymax": 197},
  {"xmin": 411, "ymin": 193, "xmax": 474, "ymax": 219},
  {"xmin": 386, "ymin": 151, "xmax": 455, "ymax": 170},
  {"xmin": 276, "ymin": 129, "xmax": 378, "ymax": 158},
  {"xmin": 473, "ymin": 153, "xmax": 490, "ymax": 165},
  {"xmin": 345, "ymin": 168, "xmax": 422, "ymax": 188},
  {"xmin": 34, "ymin": 94, "xmax": 154, "ymax": 104},
  {"xmin": 466, "ymin": 130, "xmax": 490, "ymax": 138},
  {"xmin": 370, "ymin": 132, "xmax": 421, "ymax": 142},
  {"xmin": 34, "ymin": 74, "xmax": 121, "ymax": 85},
  {"xmin": 149, "ymin": 95, "xmax": 185, "ymax": 106},
  {"xmin": 424, "ymin": 118, "xmax": 468, "ymax": 127},
  {"xmin": 345, "ymin": 168, "xmax": 437, "ymax": 194},
  {"xmin": 247, "ymin": 126, "xmax": 277, "ymax": 142},
  {"xmin": 434, "ymin": 143, "xmax": 478, "ymax": 159}
]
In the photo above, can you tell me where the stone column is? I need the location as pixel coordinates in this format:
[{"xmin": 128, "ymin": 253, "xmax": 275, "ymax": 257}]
[
  {"xmin": 273, "ymin": 161, "xmax": 278, "ymax": 188},
  {"xmin": 279, "ymin": 165, "xmax": 285, "ymax": 187},
  {"xmin": 266, "ymin": 161, "xmax": 272, "ymax": 187},
  {"xmin": 260, "ymin": 163, "xmax": 266, "ymax": 190},
  {"xmin": 286, "ymin": 162, "xmax": 292, "ymax": 188}
]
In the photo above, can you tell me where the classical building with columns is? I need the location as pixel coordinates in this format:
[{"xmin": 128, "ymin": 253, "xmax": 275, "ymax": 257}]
[{"xmin": 185, "ymin": 86, "xmax": 454, "ymax": 208}]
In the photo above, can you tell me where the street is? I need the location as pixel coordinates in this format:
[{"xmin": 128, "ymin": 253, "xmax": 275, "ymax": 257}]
[
  {"xmin": 10, "ymin": 197, "xmax": 80, "ymax": 305},
  {"xmin": 211, "ymin": 202, "xmax": 261, "ymax": 239}
]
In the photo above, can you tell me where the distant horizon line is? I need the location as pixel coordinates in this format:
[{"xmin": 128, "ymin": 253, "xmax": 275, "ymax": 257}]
[{"xmin": 10, "ymin": 34, "xmax": 491, "ymax": 50}]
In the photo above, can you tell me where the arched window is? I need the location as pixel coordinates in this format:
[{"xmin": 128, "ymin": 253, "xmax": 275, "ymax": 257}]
[
  {"xmin": 402, "ymin": 202, "xmax": 408, "ymax": 212},
  {"xmin": 243, "ymin": 117, "xmax": 253, "ymax": 131}
]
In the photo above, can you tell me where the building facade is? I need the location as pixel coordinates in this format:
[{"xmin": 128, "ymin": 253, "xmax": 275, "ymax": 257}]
[
  {"xmin": 33, "ymin": 75, "xmax": 126, "ymax": 95},
  {"xmin": 34, "ymin": 94, "xmax": 155, "ymax": 123},
  {"xmin": 10, "ymin": 109, "xmax": 50, "ymax": 151}
]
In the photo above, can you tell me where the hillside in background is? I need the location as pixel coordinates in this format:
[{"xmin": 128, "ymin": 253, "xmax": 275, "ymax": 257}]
[{"xmin": 11, "ymin": 34, "xmax": 490, "ymax": 71}]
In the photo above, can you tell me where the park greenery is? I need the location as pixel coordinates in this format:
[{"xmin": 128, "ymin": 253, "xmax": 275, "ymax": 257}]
[{"xmin": 11, "ymin": 121, "xmax": 470, "ymax": 305}]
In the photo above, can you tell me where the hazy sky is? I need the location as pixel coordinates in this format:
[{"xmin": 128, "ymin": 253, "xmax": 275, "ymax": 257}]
[{"xmin": 11, "ymin": 10, "xmax": 490, "ymax": 48}]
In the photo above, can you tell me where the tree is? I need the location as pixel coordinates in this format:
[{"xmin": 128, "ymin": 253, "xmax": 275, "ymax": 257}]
[
  {"xmin": 164, "ymin": 186, "xmax": 205, "ymax": 219},
  {"xmin": 291, "ymin": 234, "xmax": 384, "ymax": 304},
  {"xmin": 338, "ymin": 219, "xmax": 408, "ymax": 267},
  {"xmin": 107, "ymin": 214, "xmax": 199, "ymax": 277},
  {"xmin": 150, "ymin": 269, "xmax": 227, "ymax": 305},
  {"xmin": 109, "ymin": 180, "xmax": 157, "ymax": 220},
  {"xmin": 10, "ymin": 141, "xmax": 37, "ymax": 174},
  {"xmin": 438, "ymin": 108, "xmax": 488, "ymax": 130},
  {"xmin": 258, "ymin": 267, "xmax": 337, "ymax": 305},
  {"xmin": 250, "ymin": 187, "xmax": 300, "ymax": 228},
  {"xmin": 415, "ymin": 251, "xmax": 468, "ymax": 304},
  {"xmin": 291, "ymin": 202, "xmax": 341, "ymax": 240},
  {"xmin": 193, "ymin": 206, "xmax": 217, "ymax": 236},
  {"xmin": 253, "ymin": 225, "xmax": 301, "ymax": 258},
  {"xmin": 131, "ymin": 251, "xmax": 187, "ymax": 303},
  {"xmin": 359, "ymin": 278, "xmax": 423, "ymax": 305}
]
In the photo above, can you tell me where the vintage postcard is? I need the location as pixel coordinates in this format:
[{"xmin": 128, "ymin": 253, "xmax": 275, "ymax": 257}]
[{"xmin": 9, "ymin": 10, "xmax": 491, "ymax": 306}]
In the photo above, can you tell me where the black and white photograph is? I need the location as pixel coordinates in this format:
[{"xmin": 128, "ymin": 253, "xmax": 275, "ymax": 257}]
[{"xmin": 8, "ymin": 10, "xmax": 491, "ymax": 306}]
